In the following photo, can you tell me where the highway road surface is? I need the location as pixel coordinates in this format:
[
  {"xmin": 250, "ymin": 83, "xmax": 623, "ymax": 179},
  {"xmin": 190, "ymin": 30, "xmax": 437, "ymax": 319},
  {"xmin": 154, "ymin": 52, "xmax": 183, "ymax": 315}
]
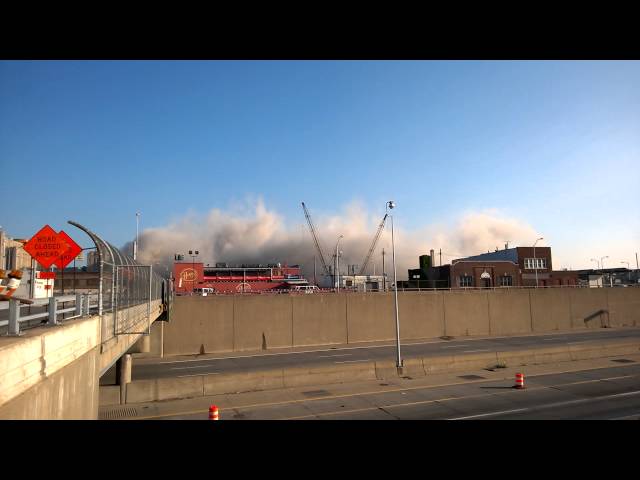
[
  {"xmin": 101, "ymin": 327, "xmax": 640, "ymax": 384},
  {"xmin": 99, "ymin": 353, "xmax": 640, "ymax": 420}
]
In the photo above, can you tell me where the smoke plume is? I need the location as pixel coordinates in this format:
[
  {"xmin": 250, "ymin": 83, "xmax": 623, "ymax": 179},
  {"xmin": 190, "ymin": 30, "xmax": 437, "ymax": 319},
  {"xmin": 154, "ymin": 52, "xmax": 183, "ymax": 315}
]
[{"xmin": 127, "ymin": 199, "xmax": 540, "ymax": 281}]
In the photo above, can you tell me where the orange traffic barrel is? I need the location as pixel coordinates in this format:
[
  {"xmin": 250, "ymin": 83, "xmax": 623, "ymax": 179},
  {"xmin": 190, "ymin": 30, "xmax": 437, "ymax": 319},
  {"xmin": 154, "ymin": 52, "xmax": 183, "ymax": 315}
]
[
  {"xmin": 209, "ymin": 405, "xmax": 219, "ymax": 420},
  {"xmin": 514, "ymin": 373, "xmax": 525, "ymax": 389}
]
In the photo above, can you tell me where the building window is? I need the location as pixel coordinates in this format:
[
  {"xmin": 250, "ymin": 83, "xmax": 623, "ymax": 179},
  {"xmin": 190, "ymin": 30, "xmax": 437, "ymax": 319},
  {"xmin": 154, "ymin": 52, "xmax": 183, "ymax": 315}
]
[
  {"xmin": 459, "ymin": 275, "xmax": 472, "ymax": 287},
  {"xmin": 499, "ymin": 275, "xmax": 513, "ymax": 287},
  {"xmin": 525, "ymin": 258, "xmax": 546, "ymax": 269}
]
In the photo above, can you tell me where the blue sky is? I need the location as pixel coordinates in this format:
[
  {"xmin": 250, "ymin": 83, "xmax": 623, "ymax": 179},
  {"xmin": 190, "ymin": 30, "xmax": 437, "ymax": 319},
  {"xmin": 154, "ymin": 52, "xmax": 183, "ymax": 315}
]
[{"xmin": 1, "ymin": 60, "xmax": 638, "ymax": 270}]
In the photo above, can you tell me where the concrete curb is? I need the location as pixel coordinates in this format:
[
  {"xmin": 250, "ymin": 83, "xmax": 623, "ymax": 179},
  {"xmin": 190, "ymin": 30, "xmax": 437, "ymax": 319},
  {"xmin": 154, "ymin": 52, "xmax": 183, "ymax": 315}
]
[{"xmin": 102, "ymin": 339, "xmax": 640, "ymax": 406}]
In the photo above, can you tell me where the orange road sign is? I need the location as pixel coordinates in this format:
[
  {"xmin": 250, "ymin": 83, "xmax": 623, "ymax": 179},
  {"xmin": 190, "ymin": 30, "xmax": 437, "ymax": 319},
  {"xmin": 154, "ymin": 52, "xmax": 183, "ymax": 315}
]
[
  {"xmin": 54, "ymin": 230, "xmax": 82, "ymax": 269},
  {"xmin": 23, "ymin": 225, "xmax": 70, "ymax": 269}
]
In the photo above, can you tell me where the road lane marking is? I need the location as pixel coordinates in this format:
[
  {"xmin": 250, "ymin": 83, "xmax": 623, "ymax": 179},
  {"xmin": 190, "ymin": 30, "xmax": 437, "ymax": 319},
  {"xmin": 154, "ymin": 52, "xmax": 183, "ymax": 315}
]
[
  {"xmin": 463, "ymin": 349, "xmax": 491, "ymax": 353},
  {"xmin": 334, "ymin": 359, "xmax": 372, "ymax": 364},
  {"xmin": 448, "ymin": 408, "xmax": 529, "ymax": 420},
  {"xmin": 171, "ymin": 365, "xmax": 218, "ymax": 370},
  {"xmin": 176, "ymin": 373, "xmax": 219, "ymax": 378},
  {"xmin": 145, "ymin": 330, "xmax": 636, "ymax": 365},
  {"xmin": 441, "ymin": 345, "xmax": 465, "ymax": 349},
  {"xmin": 448, "ymin": 390, "xmax": 640, "ymax": 420},
  {"xmin": 126, "ymin": 366, "xmax": 640, "ymax": 419},
  {"xmin": 318, "ymin": 354, "xmax": 352, "ymax": 358},
  {"xmin": 611, "ymin": 413, "xmax": 640, "ymax": 420}
]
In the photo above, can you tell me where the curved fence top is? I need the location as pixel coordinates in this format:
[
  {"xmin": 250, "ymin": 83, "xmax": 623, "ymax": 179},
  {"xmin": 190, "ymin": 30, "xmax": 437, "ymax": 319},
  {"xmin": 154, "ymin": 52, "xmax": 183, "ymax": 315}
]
[
  {"xmin": 68, "ymin": 220, "xmax": 166, "ymax": 340},
  {"xmin": 68, "ymin": 220, "xmax": 139, "ymax": 269}
]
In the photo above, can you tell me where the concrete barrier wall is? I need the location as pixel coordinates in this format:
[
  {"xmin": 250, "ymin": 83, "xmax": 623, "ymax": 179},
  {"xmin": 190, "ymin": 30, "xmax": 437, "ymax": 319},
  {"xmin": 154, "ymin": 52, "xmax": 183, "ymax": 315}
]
[
  {"xmin": 347, "ymin": 293, "xmax": 395, "ymax": 343},
  {"xmin": 161, "ymin": 288, "xmax": 640, "ymax": 356},
  {"xmin": 164, "ymin": 296, "xmax": 234, "ymax": 355},
  {"xmin": 234, "ymin": 295, "xmax": 293, "ymax": 351},
  {"xmin": 488, "ymin": 290, "xmax": 532, "ymax": 335},
  {"xmin": 606, "ymin": 288, "xmax": 640, "ymax": 327},
  {"xmin": 530, "ymin": 288, "xmax": 573, "ymax": 332},
  {"xmin": 568, "ymin": 288, "xmax": 609, "ymax": 329},
  {"xmin": 443, "ymin": 291, "xmax": 490, "ymax": 337},
  {"xmin": 292, "ymin": 294, "xmax": 347, "ymax": 347},
  {"xmin": 398, "ymin": 292, "xmax": 445, "ymax": 340}
]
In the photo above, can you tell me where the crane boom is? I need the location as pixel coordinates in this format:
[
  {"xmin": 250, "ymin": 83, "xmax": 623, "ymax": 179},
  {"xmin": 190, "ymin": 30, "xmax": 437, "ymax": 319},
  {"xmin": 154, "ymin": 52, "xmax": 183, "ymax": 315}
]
[
  {"xmin": 358, "ymin": 213, "xmax": 388, "ymax": 275},
  {"xmin": 301, "ymin": 202, "xmax": 331, "ymax": 276}
]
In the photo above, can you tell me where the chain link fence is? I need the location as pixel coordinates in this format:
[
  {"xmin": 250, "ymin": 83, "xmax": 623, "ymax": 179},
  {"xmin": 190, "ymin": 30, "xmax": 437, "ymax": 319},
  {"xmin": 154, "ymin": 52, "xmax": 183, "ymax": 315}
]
[{"xmin": 68, "ymin": 221, "xmax": 167, "ymax": 344}]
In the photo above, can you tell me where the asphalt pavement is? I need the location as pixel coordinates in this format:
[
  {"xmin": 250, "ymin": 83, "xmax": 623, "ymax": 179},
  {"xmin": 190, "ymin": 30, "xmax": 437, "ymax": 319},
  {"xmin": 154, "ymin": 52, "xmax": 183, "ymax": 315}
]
[
  {"xmin": 112, "ymin": 327, "xmax": 640, "ymax": 383},
  {"xmin": 98, "ymin": 353, "xmax": 640, "ymax": 420}
]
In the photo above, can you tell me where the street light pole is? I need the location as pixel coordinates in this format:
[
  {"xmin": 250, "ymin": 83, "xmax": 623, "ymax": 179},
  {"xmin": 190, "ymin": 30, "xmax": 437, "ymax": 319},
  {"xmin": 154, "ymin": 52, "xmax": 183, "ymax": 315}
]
[
  {"xmin": 382, "ymin": 248, "xmax": 386, "ymax": 292},
  {"xmin": 335, "ymin": 235, "xmax": 343, "ymax": 292},
  {"xmin": 622, "ymin": 261, "xmax": 630, "ymax": 283},
  {"xmin": 533, "ymin": 237, "xmax": 543, "ymax": 288},
  {"xmin": 601, "ymin": 255, "xmax": 609, "ymax": 287},
  {"xmin": 387, "ymin": 201, "xmax": 402, "ymax": 370},
  {"xmin": 134, "ymin": 212, "xmax": 140, "ymax": 260},
  {"xmin": 189, "ymin": 250, "xmax": 199, "ymax": 295}
]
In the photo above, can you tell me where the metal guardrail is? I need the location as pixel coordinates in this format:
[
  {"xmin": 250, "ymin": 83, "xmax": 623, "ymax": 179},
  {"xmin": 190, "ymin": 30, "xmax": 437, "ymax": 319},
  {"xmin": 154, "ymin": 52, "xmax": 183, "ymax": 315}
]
[
  {"xmin": 1, "ymin": 221, "xmax": 172, "ymax": 340},
  {"xmin": 0, "ymin": 294, "xmax": 99, "ymax": 336},
  {"xmin": 394, "ymin": 284, "xmax": 640, "ymax": 292},
  {"xmin": 177, "ymin": 283, "xmax": 640, "ymax": 296},
  {"xmin": 67, "ymin": 221, "xmax": 166, "ymax": 344}
]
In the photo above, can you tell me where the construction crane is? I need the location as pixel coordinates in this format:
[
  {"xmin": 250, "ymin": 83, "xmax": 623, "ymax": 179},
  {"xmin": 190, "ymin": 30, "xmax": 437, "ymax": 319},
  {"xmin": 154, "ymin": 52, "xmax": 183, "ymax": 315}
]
[
  {"xmin": 301, "ymin": 202, "xmax": 331, "ymax": 276},
  {"xmin": 357, "ymin": 213, "xmax": 388, "ymax": 276}
]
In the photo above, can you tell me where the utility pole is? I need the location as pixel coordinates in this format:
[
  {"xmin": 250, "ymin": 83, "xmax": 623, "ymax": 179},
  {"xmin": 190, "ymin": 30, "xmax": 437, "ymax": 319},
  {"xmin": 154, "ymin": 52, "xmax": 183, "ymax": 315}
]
[
  {"xmin": 134, "ymin": 212, "xmax": 140, "ymax": 261},
  {"xmin": 387, "ymin": 200, "xmax": 402, "ymax": 370},
  {"xmin": 533, "ymin": 237, "xmax": 543, "ymax": 288},
  {"xmin": 382, "ymin": 248, "xmax": 386, "ymax": 292},
  {"xmin": 335, "ymin": 235, "xmax": 343, "ymax": 292},
  {"xmin": 439, "ymin": 248, "xmax": 442, "ymax": 267}
]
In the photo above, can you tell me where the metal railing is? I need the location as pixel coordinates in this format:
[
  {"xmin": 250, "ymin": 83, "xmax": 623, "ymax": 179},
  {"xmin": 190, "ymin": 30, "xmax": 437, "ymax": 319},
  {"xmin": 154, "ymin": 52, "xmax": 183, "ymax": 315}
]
[
  {"xmin": 0, "ymin": 293, "xmax": 98, "ymax": 336},
  {"xmin": 67, "ymin": 221, "xmax": 167, "ymax": 344},
  {"xmin": 0, "ymin": 221, "xmax": 170, "ymax": 341},
  {"xmin": 178, "ymin": 283, "xmax": 640, "ymax": 297}
]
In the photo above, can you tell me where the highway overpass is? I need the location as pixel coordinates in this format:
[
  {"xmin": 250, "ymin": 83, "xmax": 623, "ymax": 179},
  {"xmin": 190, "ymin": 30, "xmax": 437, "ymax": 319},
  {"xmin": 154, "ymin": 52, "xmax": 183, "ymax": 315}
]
[{"xmin": 0, "ymin": 221, "xmax": 170, "ymax": 419}]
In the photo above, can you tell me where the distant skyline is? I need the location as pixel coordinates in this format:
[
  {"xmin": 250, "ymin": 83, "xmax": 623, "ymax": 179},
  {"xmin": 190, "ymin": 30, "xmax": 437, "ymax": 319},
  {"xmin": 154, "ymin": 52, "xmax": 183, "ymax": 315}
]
[{"xmin": 1, "ymin": 60, "xmax": 638, "ymax": 273}]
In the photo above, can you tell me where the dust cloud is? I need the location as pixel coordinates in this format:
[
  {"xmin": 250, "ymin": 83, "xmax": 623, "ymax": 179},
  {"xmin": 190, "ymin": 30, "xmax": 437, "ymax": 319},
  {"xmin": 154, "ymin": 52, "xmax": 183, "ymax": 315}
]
[{"xmin": 127, "ymin": 200, "xmax": 540, "ymax": 281}]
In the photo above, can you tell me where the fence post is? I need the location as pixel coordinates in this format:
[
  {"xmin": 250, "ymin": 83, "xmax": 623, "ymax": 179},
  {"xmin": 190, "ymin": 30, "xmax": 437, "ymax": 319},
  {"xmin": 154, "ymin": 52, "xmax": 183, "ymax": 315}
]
[
  {"xmin": 47, "ymin": 296, "xmax": 58, "ymax": 325},
  {"xmin": 75, "ymin": 293, "xmax": 83, "ymax": 316},
  {"xmin": 8, "ymin": 298, "xmax": 21, "ymax": 336},
  {"xmin": 148, "ymin": 265, "xmax": 153, "ymax": 335},
  {"xmin": 84, "ymin": 294, "xmax": 91, "ymax": 315}
]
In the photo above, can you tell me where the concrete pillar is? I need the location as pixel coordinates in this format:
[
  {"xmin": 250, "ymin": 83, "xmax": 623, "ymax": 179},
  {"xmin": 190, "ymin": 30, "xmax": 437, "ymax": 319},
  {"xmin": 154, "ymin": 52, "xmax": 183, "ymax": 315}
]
[
  {"xmin": 139, "ymin": 335, "xmax": 151, "ymax": 353},
  {"xmin": 130, "ymin": 334, "xmax": 151, "ymax": 354},
  {"xmin": 117, "ymin": 354, "xmax": 132, "ymax": 404},
  {"xmin": 160, "ymin": 321, "xmax": 164, "ymax": 358}
]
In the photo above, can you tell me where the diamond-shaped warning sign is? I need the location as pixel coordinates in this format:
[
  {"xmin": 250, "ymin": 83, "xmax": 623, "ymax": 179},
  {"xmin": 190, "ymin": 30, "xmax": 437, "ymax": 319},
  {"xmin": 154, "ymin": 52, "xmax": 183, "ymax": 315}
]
[
  {"xmin": 54, "ymin": 230, "xmax": 83, "ymax": 269},
  {"xmin": 23, "ymin": 225, "xmax": 70, "ymax": 269}
]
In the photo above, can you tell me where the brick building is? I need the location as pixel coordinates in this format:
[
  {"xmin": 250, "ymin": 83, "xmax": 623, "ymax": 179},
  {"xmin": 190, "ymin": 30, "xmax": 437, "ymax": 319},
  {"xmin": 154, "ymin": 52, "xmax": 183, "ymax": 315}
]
[{"xmin": 401, "ymin": 246, "xmax": 579, "ymax": 289}]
